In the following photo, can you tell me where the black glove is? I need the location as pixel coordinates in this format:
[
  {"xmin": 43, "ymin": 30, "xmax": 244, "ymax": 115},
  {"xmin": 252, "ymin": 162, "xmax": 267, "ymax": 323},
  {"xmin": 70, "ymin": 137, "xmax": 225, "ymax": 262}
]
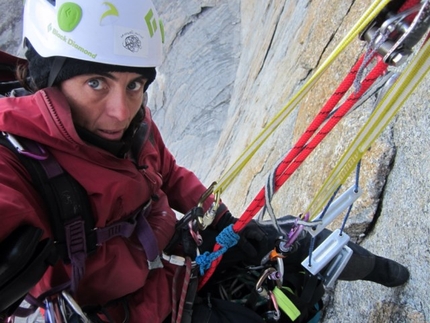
[{"xmin": 216, "ymin": 212, "xmax": 269, "ymax": 265}]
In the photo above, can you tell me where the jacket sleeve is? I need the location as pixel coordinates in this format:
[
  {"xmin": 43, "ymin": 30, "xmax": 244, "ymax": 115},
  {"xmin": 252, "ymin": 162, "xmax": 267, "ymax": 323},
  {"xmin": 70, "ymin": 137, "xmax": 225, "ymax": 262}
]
[
  {"xmin": 0, "ymin": 146, "xmax": 51, "ymax": 242},
  {"xmin": 148, "ymin": 119, "xmax": 228, "ymax": 223}
]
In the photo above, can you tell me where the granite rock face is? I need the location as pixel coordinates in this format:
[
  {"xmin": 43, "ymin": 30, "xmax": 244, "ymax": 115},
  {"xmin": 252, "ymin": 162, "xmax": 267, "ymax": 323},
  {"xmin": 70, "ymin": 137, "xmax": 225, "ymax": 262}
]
[
  {"xmin": 0, "ymin": 2, "xmax": 23, "ymax": 55},
  {"xmin": 153, "ymin": 1, "xmax": 429, "ymax": 322},
  {"xmin": 1, "ymin": 0, "xmax": 429, "ymax": 322}
]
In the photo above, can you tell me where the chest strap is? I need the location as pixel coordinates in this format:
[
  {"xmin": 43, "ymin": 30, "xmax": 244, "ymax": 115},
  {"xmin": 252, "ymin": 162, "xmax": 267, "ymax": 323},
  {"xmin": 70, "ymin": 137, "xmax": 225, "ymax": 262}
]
[{"xmin": 95, "ymin": 201, "xmax": 163, "ymax": 270}]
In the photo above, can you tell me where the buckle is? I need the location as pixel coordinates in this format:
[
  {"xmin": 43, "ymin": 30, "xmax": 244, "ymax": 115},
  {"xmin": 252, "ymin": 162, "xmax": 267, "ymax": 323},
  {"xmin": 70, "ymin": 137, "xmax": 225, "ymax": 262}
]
[
  {"xmin": 162, "ymin": 253, "xmax": 186, "ymax": 266},
  {"xmin": 147, "ymin": 255, "xmax": 164, "ymax": 270}
]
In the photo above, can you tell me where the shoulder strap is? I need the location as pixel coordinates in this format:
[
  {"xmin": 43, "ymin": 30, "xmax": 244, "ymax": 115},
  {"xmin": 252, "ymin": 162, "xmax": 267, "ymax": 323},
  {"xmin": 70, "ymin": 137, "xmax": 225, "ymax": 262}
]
[{"xmin": 0, "ymin": 132, "xmax": 96, "ymax": 292}]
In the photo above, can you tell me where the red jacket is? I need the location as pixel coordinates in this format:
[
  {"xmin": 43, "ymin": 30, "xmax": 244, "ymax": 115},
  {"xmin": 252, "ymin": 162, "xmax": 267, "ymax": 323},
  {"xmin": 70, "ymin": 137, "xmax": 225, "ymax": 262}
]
[{"xmin": 0, "ymin": 87, "xmax": 219, "ymax": 322}]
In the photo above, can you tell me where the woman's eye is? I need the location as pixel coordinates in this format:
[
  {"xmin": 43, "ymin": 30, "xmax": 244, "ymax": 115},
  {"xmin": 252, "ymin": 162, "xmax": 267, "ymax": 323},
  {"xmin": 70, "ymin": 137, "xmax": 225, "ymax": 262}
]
[
  {"xmin": 87, "ymin": 79, "xmax": 102, "ymax": 90},
  {"xmin": 127, "ymin": 81, "xmax": 144, "ymax": 92}
]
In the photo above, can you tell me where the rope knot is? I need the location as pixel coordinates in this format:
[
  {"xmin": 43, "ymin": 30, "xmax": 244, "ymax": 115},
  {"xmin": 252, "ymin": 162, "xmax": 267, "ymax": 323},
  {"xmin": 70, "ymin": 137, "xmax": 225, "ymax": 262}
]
[
  {"xmin": 216, "ymin": 224, "xmax": 240, "ymax": 248},
  {"xmin": 195, "ymin": 224, "xmax": 239, "ymax": 276}
]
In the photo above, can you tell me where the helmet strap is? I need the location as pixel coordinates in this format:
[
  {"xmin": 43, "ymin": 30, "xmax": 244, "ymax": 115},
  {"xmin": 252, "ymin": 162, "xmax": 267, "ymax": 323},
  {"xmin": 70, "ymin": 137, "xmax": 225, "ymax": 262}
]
[{"xmin": 47, "ymin": 56, "xmax": 67, "ymax": 87}]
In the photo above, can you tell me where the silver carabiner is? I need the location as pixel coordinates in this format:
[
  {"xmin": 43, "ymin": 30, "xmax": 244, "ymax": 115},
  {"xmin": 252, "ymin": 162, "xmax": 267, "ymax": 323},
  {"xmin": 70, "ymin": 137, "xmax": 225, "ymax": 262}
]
[
  {"xmin": 61, "ymin": 291, "xmax": 91, "ymax": 323},
  {"xmin": 1, "ymin": 131, "xmax": 48, "ymax": 160},
  {"xmin": 197, "ymin": 181, "xmax": 221, "ymax": 230}
]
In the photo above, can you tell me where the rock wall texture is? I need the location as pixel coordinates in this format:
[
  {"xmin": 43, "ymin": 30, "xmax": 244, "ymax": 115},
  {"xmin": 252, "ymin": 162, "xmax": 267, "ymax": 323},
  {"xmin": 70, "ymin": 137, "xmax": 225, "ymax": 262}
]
[
  {"xmin": 151, "ymin": 1, "xmax": 429, "ymax": 322},
  {"xmin": 1, "ymin": 0, "xmax": 429, "ymax": 322}
]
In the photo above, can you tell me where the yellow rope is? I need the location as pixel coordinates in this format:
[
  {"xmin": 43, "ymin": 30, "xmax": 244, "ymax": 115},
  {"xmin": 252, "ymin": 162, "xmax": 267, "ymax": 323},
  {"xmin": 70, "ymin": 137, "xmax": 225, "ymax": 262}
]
[
  {"xmin": 306, "ymin": 38, "xmax": 430, "ymax": 218},
  {"xmin": 214, "ymin": 0, "xmax": 392, "ymax": 195}
]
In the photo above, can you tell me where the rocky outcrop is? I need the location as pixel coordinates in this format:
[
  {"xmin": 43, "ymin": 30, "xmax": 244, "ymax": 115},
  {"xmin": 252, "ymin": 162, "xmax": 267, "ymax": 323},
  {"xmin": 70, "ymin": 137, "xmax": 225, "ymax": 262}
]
[
  {"xmin": 1, "ymin": 0, "xmax": 429, "ymax": 321},
  {"xmin": 0, "ymin": 2, "xmax": 23, "ymax": 55}
]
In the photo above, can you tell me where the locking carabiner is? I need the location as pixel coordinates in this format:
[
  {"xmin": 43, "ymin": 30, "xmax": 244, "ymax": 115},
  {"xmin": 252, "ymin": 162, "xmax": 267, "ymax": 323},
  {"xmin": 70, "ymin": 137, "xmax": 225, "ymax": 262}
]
[{"xmin": 197, "ymin": 181, "xmax": 221, "ymax": 230}]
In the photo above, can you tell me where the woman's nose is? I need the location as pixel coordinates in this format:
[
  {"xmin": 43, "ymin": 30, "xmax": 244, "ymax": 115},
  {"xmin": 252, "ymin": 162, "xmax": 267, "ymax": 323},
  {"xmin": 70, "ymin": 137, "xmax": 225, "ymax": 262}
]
[{"xmin": 106, "ymin": 90, "xmax": 131, "ymax": 121}]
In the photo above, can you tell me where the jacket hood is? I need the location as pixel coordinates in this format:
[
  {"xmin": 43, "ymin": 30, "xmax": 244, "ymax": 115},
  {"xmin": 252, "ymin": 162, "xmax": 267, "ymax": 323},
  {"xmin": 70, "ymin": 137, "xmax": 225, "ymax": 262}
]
[{"xmin": 1, "ymin": 87, "xmax": 84, "ymax": 148}]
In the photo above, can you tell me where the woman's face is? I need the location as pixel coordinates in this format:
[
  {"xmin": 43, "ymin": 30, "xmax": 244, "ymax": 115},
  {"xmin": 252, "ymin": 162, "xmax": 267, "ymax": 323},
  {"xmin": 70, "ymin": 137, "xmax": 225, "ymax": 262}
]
[{"xmin": 59, "ymin": 72, "xmax": 147, "ymax": 141}]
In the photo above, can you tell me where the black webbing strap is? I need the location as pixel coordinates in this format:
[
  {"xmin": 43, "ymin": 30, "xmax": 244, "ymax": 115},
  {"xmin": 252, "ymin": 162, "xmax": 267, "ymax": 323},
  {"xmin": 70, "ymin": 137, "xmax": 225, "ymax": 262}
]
[
  {"xmin": 0, "ymin": 133, "xmax": 97, "ymax": 263},
  {"xmin": 180, "ymin": 266, "xmax": 199, "ymax": 323},
  {"xmin": 47, "ymin": 56, "xmax": 66, "ymax": 88},
  {"xmin": 281, "ymin": 267, "xmax": 325, "ymax": 322},
  {"xmin": 0, "ymin": 81, "xmax": 22, "ymax": 96}
]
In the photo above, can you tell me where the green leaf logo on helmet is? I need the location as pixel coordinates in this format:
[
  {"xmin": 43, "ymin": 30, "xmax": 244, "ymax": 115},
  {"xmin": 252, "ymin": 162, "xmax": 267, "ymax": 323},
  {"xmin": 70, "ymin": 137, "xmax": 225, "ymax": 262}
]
[
  {"xmin": 100, "ymin": 2, "xmax": 119, "ymax": 25},
  {"xmin": 58, "ymin": 2, "xmax": 82, "ymax": 32}
]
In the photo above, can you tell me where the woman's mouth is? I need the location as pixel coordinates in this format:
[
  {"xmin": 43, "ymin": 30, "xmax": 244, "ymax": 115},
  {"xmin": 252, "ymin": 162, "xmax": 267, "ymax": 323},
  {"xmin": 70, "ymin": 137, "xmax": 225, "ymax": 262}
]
[{"xmin": 97, "ymin": 129, "xmax": 124, "ymax": 141}]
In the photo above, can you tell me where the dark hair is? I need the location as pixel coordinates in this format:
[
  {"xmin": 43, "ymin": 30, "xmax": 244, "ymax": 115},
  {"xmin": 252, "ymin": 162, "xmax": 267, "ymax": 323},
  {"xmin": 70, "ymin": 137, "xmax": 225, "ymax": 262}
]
[{"xmin": 16, "ymin": 62, "xmax": 35, "ymax": 92}]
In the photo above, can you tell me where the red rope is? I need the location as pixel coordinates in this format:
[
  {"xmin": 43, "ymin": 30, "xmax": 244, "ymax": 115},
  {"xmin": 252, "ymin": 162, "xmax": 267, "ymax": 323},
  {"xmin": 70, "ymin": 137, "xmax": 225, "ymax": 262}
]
[
  {"xmin": 275, "ymin": 59, "xmax": 388, "ymax": 190},
  {"xmin": 237, "ymin": 54, "xmax": 368, "ymax": 221},
  {"xmin": 198, "ymin": 0, "xmax": 419, "ymax": 289},
  {"xmin": 198, "ymin": 55, "xmax": 388, "ymax": 289},
  {"xmin": 401, "ymin": 0, "xmax": 422, "ymax": 14},
  {"xmin": 171, "ymin": 257, "xmax": 192, "ymax": 323}
]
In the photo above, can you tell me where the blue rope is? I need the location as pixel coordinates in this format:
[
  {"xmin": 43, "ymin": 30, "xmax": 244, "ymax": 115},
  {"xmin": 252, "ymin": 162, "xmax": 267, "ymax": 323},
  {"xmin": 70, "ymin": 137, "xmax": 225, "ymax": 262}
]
[
  {"xmin": 308, "ymin": 236, "xmax": 316, "ymax": 267},
  {"xmin": 316, "ymin": 185, "xmax": 341, "ymax": 221},
  {"xmin": 308, "ymin": 184, "xmax": 341, "ymax": 265},
  {"xmin": 354, "ymin": 160, "xmax": 361, "ymax": 193},
  {"xmin": 195, "ymin": 224, "xmax": 240, "ymax": 276},
  {"xmin": 340, "ymin": 160, "xmax": 361, "ymax": 234}
]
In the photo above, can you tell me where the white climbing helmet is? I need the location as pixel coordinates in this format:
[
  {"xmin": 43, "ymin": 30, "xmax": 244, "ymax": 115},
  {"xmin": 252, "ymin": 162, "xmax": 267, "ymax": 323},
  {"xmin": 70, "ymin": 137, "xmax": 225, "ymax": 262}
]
[{"xmin": 23, "ymin": 0, "xmax": 164, "ymax": 67}]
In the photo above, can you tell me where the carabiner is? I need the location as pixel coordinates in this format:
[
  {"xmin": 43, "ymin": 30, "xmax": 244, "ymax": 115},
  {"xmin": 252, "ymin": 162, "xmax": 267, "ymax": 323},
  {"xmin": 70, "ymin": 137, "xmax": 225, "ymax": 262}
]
[
  {"xmin": 268, "ymin": 290, "xmax": 281, "ymax": 321},
  {"xmin": 278, "ymin": 213, "xmax": 310, "ymax": 252},
  {"xmin": 197, "ymin": 181, "xmax": 217, "ymax": 207},
  {"xmin": 1, "ymin": 131, "xmax": 48, "ymax": 160},
  {"xmin": 256, "ymin": 267, "xmax": 282, "ymax": 293},
  {"xmin": 197, "ymin": 181, "xmax": 221, "ymax": 230},
  {"xmin": 188, "ymin": 220, "xmax": 203, "ymax": 246},
  {"xmin": 61, "ymin": 291, "xmax": 91, "ymax": 323}
]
